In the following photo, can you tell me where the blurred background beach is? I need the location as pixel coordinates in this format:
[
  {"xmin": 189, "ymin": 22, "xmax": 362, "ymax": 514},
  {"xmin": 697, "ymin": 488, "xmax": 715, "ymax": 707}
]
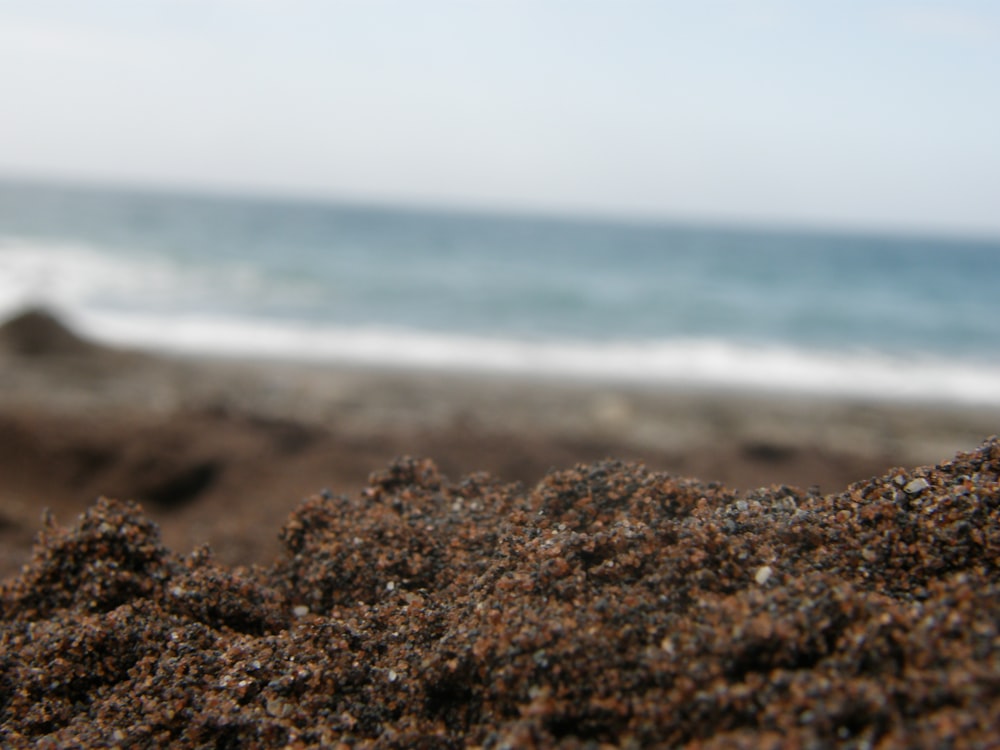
[{"xmin": 1, "ymin": 2, "xmax": 998, "ymax": 574}]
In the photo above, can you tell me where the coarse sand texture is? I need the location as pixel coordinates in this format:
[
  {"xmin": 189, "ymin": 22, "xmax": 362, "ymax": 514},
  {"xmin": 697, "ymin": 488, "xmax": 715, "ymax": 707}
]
[{"xmin": 2, "ymin": 439, "xmax": 999, "ymax": 747}]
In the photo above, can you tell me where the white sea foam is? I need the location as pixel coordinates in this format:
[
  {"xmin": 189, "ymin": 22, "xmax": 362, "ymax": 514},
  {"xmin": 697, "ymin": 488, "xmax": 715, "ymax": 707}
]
[
  {"xmin": 0, "ymin": 237, "xmax": 188, "ymax": 318},
  {"xmin": 66, "ymin": 308, "xmax": 1000, "ymax": 406},
  {"xmin": 0, "ymin": 236, "xmax": 306, "ymax": 319}
]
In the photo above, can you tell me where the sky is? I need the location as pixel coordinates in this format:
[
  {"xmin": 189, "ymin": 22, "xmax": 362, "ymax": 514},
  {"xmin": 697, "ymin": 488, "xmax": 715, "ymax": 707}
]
[{"xmin": 0, "ymin": 1, "xmax": 998, "ymax": 237}]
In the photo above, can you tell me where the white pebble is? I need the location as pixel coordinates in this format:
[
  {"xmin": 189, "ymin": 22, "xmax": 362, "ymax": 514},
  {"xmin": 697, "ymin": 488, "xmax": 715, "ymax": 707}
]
[
  {"xmin": 904, "ymin": 478, "xmax": 930, "ymax": 495},
  {"xmin": 754, "ymin": 565, "xmax": 773, "ymax": 585},
  {"xmin": 292, "ymin": 605, "xmax": 310, "ymax": 617}
]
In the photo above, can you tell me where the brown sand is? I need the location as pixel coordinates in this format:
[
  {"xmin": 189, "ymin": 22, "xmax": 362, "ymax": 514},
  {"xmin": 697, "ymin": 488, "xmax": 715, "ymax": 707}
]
[
  {"xmin": 2, "ymin": 444, "xmax": 999, "ymax": 747},
  {"xmin": 1, "ymin": 309, "xmax": 999, "ymax": 746}
]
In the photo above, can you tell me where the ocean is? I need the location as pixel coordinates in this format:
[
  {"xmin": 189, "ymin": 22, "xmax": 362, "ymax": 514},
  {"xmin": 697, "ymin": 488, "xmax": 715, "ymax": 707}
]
[{"xmin": 1, "ymin": 178, "xmax": 999, "ymax": 404}]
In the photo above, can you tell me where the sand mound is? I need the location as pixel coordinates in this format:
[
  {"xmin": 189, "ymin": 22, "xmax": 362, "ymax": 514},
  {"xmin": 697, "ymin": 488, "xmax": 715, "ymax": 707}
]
[
  {"xmin": 2, "ymin": 441, "xmax": 999, "ymax": 747},
  {"xmin": 0, "ymin": 308, "xmax": 103, "ymax": 358}
]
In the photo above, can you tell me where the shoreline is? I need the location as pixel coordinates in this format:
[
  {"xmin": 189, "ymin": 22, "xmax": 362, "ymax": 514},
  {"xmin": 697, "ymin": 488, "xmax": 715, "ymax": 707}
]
[{"xmin": 44, "ymin": 307, "xmax": 1000, "ymax": 406}]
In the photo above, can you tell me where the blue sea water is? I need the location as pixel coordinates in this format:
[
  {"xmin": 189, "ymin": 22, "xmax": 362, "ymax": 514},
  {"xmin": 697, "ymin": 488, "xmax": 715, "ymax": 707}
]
[{"xmin": 1, "ymin": 178, "xmax": 999, "ymax": 403}]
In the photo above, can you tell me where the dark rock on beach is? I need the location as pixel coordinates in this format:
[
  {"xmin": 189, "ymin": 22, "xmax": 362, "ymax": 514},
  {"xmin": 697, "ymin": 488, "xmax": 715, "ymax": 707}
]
[
  {"xmin": 0, "ymin": 308, "xmax": 102, "ymax": 358},
  {"xmin": 2, "ymin": 439, "xmax": 999, "ymax": 748}
]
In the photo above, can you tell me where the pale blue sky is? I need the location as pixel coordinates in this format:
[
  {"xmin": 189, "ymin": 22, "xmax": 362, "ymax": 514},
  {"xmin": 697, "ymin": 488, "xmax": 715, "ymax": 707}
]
[{"xmin": 1, "ymin": 1, "xmax": 998, "ymax": 236}]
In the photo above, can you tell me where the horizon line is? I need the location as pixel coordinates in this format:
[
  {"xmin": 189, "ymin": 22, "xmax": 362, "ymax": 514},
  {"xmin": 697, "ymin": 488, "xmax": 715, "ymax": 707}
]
[{"xmin": 2, "ymin": 169, "xmax": 999, "ymax": 246}]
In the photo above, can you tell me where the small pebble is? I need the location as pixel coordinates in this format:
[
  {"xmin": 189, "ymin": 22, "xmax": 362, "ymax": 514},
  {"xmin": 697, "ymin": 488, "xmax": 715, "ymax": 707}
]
[{"xmin": 904, "ymin": 477, "xmax": 931, "ymax": 495}]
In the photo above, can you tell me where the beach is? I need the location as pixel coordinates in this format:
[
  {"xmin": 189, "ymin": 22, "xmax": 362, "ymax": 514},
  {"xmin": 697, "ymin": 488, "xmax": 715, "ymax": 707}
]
[
  {"xmin": 2, "ymin": 309, "xmax": 1000, "ymax": 746},
  {"xmin": 1, "ymin": 308, "xmax": 996, "ymax": 580},
  {"xmin": 2, "ymin": 4, "xmax": 1000, "ymax": 740}
]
